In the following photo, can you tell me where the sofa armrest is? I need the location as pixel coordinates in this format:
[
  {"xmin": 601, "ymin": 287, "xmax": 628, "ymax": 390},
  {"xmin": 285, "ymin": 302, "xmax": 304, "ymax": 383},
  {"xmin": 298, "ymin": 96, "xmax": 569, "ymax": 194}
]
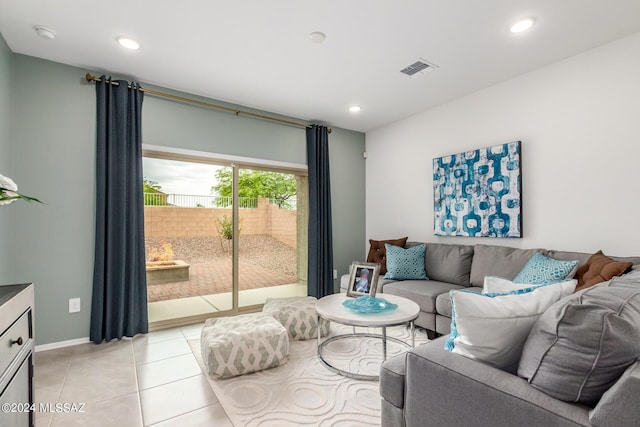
[
  {"xmin": 340, "ymin": 274, "xmax": 350, "ymax": 293},
  {"xmin": 403, "ymin": 340, "xmax": 591, "ymax": 427},
  {"xmin": 380, "ymin": 353, "xmax": 407, "ymax": 409},
  {"xmin": 589, "ymin": 360, "xmax": 640, "ymax": 427}
]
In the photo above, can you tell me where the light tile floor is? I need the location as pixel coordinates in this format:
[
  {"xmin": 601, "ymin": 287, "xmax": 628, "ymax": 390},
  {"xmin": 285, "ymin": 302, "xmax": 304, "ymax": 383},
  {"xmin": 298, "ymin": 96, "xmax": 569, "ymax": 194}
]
[{"xmin": 34, "ymin": 323, "xmax": 233, "ymax": 427}]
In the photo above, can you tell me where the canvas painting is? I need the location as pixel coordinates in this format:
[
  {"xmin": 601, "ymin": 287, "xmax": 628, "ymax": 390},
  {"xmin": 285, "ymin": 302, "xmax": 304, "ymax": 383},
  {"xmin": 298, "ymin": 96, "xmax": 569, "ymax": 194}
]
[{"xmin": 433, "ymin": 141, "xmax": 521, "ymax": 238}]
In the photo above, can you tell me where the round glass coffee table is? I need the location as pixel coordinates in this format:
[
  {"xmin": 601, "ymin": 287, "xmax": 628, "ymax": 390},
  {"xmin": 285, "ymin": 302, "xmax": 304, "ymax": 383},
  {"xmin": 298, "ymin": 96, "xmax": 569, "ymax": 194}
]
[{"xmin": 316, "ymin": 293, "xmax": 420, "ymax": 381}]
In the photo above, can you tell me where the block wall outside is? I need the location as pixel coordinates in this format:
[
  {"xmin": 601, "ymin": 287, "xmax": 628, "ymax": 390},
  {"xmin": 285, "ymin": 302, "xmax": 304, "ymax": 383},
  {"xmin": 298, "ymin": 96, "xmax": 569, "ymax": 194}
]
[{"xmin": 144, "ymin": 198, "xmax": 297, "ymax": 248}]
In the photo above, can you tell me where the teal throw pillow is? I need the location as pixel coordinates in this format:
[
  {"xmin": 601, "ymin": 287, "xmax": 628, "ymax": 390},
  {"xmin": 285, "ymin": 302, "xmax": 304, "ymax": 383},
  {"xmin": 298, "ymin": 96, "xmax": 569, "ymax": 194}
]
[
  {"xmin": 513, "ymin": 252, "xmax": 578, "ymax": 284},
  {"xmin": 384, "ymin": 243, "xmax": 428, "ymax": 280}
]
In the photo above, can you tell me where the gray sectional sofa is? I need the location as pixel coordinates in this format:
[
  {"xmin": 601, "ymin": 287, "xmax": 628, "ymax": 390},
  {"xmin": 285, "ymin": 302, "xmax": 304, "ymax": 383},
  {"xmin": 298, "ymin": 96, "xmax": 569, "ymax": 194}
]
[
  {"xmin": 381, "ymin": 335, "xmax": 640, "ymax": 427},
  {"xmin": 340, "ymin": 242, "xmax": 639, "ymax": 338},
  {"xmin": 356, "ymin": 242, "xmax": 640, "ymax": 427}
]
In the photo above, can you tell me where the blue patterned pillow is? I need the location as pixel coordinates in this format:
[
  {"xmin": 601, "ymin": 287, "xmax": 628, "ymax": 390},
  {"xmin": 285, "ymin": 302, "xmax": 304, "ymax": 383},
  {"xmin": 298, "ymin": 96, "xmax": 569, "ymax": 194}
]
[
  {"xmin": 513, "ymin": 253, "xmax": 578, "ymax": 284},
  {"xmin": 384, "ymin": 243, "xmax": 428, "ymax": 280}
]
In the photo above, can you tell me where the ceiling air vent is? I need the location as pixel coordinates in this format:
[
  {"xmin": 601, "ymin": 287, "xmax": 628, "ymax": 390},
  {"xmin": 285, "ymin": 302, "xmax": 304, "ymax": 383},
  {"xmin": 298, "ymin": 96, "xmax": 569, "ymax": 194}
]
[{"xmin": 400, "ymin": 58, "xmax": 438, "ymax": 78}]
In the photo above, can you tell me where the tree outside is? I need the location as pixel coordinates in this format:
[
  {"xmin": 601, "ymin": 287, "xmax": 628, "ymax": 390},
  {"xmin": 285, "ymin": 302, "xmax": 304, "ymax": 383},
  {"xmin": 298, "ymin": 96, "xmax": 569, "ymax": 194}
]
[
  {"xmin": 211, "ymin": 168, "xmax": 297, "ymax": 209},
  {"xmin": 143, "ymin": 178, "xmax": 169, "ymax": 206}
]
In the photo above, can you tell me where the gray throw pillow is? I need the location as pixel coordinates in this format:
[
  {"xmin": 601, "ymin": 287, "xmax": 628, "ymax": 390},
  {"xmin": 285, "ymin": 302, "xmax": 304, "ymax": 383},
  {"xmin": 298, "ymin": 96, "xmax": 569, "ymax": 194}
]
[
  {"xmin": 424, "ymin": 244, "xmax": 474, "ymax": 286},
  {"xmin": 517, "ymin": 277, "xmax": 640, "ymax": 406},
  {"xmin": 469, "ymin": 245, "xmax": 542, "ymax": 287}
]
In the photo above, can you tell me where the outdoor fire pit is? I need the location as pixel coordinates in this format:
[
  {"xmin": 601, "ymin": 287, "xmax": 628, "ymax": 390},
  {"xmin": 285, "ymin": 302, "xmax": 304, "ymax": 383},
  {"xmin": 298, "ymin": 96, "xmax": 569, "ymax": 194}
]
[{"xmin": 146, "ymin": 260, "xmax": 190, "ymax": 285}]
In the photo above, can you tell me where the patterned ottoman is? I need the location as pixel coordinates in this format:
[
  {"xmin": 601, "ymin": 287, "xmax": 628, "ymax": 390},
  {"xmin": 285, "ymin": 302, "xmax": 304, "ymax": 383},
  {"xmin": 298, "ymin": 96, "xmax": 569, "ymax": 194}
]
[
  {"xmin": 263, "ymin": 296, "xmax": 330, "ymax": 340},
  {"xmin": 201, "ymin": 312, "xmax": 289, "ymax": 379}
]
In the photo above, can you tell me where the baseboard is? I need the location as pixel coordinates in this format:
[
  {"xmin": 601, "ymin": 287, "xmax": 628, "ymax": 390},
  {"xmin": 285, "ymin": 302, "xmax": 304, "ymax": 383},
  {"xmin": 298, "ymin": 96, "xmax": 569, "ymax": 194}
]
[{"xmin": 34, "ymin": 337, "xmax": 91, "ymax": 352}]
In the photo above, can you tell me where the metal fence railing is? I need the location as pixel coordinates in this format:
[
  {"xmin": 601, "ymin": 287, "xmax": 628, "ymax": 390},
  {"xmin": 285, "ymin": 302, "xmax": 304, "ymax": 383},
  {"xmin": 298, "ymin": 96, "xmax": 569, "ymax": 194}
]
[
  {"xmin": 269, "ymin": 197, "xmax": 297, "ymax": 210},
  {"xmin": 144, "ymin": 193, "xmax": 290, "ymax": 209},
  {"xmin": 213, "ymin": 196, "xmax": 257, "ymax": 209}
]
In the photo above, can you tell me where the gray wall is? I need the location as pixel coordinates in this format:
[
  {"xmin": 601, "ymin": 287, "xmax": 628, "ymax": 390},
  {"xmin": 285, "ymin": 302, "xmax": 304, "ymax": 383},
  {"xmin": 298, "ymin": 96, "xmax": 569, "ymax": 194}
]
[
  {"xmin": 142, "ymin": 84, "xmax": 306, "ymax": 164},
  {"xmin": 329, "ymin": 127, "xmax": 367, "ymax": 291},
  {"xmin": 9, "ymin": 53, "xmax": 365, "ymax": 345},
  {"xmin": 11, "ymin": 54, "xmax": 96, "ymax": 345},
  {"xmin": 0, "ymin": 34, "xmax": 13, "ymax": 283}
]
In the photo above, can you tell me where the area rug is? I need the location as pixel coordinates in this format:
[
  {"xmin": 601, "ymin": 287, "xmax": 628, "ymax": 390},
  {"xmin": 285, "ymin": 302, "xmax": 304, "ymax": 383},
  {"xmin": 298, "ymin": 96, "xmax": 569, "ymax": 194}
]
[{"xmin": 189, "ymin": 324, "xmax": 429, "ymax": 427}]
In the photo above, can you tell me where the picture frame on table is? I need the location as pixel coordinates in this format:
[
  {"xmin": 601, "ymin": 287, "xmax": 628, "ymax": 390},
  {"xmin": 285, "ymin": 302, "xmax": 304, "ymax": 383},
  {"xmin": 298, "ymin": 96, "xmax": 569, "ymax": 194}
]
[{"xmin": 346, "ymin": 262, "xmax": 381, "ymax": 298}]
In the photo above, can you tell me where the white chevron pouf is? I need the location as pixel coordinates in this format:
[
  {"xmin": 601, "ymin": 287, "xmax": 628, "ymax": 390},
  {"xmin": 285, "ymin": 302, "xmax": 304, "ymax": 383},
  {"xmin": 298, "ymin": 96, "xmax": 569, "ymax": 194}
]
[
  {"xmin": 263, "ymin": 296, "xmax": 330, "ymax": 341},
  {"xmin": 201, "ymin": 312, "xmax": 289, "ymax": 379}
]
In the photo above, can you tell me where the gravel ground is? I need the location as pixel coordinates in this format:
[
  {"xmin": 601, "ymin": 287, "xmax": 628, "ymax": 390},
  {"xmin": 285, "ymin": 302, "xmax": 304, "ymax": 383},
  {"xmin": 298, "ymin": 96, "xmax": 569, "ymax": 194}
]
[{"xmin": 145, "ymin": 235, "xmax": 297, "ymax": 276}]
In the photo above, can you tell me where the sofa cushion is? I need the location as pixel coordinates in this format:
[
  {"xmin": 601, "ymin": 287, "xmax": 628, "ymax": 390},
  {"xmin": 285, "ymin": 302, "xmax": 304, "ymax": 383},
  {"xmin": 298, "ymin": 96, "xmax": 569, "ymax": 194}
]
[
  {"xmin": 614, "ymin": 256, "xmax": 640, "ymax": 270},
  {"xmin": 589, "ymin": 361, "xmax": 640, "ymax": 427},
  {"xmin": 384, "ymin": 244, "xmax": 428, "ymax": 280},
  {"xmin": 384, "ymin": 280, "xmax": 461, "ymax": 314},
  {"xmin": 425, "ymin": 243, "xmax": 474, "ymax": 287},
  {"xmin": 513, "ymin": 253, "xmax": 578, "ymax": 284},
  {"xmin": 435, "ymin": 286, "xmax": 481, "ymax": 318},
  {"xmin": 380, "ymin": 354, "xmax": 407, "ymax": 409},
  {"xmin": 518, "ymin": 276, "xmax": 640, "ymax": 406},
  {"xmin": 545, "ymin": 250, "xmax": 591, "ymax": 267},
  {"xmin": 404, "ymin": 339, "xmax": 593, "ymax": 427},
  {"xmin": 446, "ymin": 280, "xmax": 577, "ymax": 373},
  {"xmin": 470, "ymin": 245, "xmax": 543, "ymax": 287},
  {"xmin": 483, "ymin": 276, "xmax": 577, "ymax": 295},
  {"xmin": 574, "ymin": 251, "xmax": 633, "ymax": 292},
  {"xmin": 366, "ymin": 237, "xmax": 408, "ymax": 275},
  {"xmin": 373, "ymin": 277, "xmax": 397, "ymax": 293}
]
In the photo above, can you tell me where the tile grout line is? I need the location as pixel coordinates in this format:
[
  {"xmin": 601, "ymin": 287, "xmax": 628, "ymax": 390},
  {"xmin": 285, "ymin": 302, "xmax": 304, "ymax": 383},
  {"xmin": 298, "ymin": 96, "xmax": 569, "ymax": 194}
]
[
  {"xmin": 131, "ymin": 338, "xmax": 147, "ymax": 427},
  {"xmin": 46, "ymin": 347, "xmax": 77, "ymax": 427},
  {"xmin": 139, "ymin": 333, "xmax": 213, "ymax": 426}
]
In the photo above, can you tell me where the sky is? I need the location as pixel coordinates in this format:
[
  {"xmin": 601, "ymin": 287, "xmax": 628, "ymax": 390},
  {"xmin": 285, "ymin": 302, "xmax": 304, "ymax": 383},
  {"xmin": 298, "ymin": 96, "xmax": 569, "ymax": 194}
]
[{"xmin": 143, "ymin": 157, "xmax": 222, "ymax": 196}]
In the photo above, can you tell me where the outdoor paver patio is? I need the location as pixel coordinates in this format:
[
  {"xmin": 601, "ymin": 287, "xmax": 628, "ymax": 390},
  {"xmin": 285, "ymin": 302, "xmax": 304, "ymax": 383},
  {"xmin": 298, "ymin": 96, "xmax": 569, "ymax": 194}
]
[{"xmin": 147, "ymin": 261, "xmax": 297, "ymax": 303}]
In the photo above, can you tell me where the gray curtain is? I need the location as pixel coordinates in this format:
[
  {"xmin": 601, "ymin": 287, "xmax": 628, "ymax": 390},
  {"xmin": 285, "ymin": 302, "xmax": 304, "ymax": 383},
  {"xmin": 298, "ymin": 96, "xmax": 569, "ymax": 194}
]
[
  {"xmin": 306, "ymin": 125, "xmax": 334, "ymax": 298},
  {"xmin": 90, "ymin": 76, "xmax": 148, "ymax": 343}
]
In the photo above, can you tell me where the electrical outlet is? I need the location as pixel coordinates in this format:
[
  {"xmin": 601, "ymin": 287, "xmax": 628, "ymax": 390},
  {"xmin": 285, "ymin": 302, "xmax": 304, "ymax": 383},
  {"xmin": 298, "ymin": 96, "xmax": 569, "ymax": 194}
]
[
  {"xmin": 69, "ymin": 298, "xmax": 81, "ymax": 313},
  {"xmin": 333, "ymin": 269, "xmax": 338, "ymax": 280}
]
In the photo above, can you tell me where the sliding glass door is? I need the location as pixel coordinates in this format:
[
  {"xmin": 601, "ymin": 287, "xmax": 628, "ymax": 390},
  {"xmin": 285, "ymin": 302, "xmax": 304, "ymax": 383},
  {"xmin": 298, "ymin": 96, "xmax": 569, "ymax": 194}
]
[
  {"xmin": 143, "ymin": 154, "xmax": 307, "ymax": 328},
  {"xmin": 235, "ymin": 167, "xmax": 308, "ymax": 309}
]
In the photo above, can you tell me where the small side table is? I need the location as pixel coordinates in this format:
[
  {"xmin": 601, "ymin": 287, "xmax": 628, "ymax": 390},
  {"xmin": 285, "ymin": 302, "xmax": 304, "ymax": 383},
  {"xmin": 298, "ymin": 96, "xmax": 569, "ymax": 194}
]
[{"xmin": 316, "ymin": 293, "xmax": 420, "ymax": 381}]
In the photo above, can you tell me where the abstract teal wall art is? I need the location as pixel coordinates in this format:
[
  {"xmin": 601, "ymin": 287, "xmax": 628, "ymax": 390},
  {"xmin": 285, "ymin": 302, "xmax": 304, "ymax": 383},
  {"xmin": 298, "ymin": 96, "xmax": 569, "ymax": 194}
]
[{"xmin": 433, "ymin": 141, "xmax": 521, "ymax": 238}]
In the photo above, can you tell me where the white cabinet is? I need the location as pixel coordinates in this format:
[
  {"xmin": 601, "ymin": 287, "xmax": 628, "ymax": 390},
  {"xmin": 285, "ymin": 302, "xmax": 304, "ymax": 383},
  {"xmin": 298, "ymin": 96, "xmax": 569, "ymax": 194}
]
[{"xmin": 0, "ymin": 284, "xmax": 34, "ymax": 427}]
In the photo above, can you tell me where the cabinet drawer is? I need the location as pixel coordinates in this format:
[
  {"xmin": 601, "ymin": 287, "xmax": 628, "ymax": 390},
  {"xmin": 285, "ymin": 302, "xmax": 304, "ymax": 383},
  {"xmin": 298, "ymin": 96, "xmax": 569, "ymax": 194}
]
[
  {"xmin": 0, "ymin": 311, "xmax": 31, "ymax": 373},
  {"xmin": 0, "ymin": 354, "xmax": 33, "ymax": 427}
]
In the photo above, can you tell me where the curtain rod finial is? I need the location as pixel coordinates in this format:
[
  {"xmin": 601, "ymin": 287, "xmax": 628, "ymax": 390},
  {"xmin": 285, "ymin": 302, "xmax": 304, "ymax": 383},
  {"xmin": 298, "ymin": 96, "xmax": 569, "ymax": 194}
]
[{"xmin": 85, "ymin": 73, "xmax": 96, "ymax": 83}]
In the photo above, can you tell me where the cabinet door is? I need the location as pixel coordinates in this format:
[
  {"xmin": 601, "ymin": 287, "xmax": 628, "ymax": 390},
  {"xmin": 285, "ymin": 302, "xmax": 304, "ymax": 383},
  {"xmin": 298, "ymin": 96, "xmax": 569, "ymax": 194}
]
[{"xmin": 0, "ymin": 354, "xmax": 33, "ymax": 427}]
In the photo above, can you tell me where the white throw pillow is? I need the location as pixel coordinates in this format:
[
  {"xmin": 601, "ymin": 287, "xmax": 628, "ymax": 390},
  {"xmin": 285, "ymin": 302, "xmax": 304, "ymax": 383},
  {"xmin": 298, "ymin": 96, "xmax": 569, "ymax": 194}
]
[
  {"xmin": 445, "ymin": 279, "xmax": 577, "ymax": 373},
  {"xmin": 483, "ymin": 276, "xmax": 577, "ymax": 297}
]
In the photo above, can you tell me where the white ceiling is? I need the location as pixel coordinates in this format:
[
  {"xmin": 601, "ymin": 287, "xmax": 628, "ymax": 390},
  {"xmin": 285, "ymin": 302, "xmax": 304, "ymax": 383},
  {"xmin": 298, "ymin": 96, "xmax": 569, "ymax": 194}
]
[{"xmin": 1, "ymin": 1, "xmax": 640, "ymax": 133}]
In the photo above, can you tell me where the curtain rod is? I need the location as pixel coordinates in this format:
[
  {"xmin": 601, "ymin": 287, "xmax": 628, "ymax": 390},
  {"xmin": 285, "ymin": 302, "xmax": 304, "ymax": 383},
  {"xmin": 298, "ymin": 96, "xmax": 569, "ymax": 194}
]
[{"xmin": 84, "ymin": 73, "xmax": 331, "ymax": 133}]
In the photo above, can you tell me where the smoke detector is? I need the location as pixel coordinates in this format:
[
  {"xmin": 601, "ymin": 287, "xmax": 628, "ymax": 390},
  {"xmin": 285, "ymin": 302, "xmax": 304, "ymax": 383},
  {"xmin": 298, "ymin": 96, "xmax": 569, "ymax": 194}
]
[
  {"xmin": 400, "ymin": 58, "xmax": 438, "ymax": 78},
  {"xmin": 34, "ymin": 25, "xmax": 56, "ymax": 40}
]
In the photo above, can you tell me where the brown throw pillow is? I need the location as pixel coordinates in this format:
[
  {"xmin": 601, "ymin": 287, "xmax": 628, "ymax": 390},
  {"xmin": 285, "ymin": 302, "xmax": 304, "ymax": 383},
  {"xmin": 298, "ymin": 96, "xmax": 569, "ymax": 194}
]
[
  {"xmin": 574, "ymin": 250, "xmax": 632, "ymax": 292},
  {"xmin": 367, "ymin": 237, "xmax": 408, "ymax": 275}
]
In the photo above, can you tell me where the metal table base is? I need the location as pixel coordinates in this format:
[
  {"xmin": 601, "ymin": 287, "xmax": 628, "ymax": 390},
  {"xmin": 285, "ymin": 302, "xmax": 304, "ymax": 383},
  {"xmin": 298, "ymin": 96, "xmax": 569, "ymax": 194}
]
[{"xmin": 317, "ymin": 319, "xmax": 416, "ymax": 381}]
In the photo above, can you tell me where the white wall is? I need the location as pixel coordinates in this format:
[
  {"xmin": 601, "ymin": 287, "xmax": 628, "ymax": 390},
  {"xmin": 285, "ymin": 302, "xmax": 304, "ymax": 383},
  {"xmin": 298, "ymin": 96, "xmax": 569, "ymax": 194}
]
[{"xmin": 366, "ymin": 32, "xmax": 640, "ymax": 256}]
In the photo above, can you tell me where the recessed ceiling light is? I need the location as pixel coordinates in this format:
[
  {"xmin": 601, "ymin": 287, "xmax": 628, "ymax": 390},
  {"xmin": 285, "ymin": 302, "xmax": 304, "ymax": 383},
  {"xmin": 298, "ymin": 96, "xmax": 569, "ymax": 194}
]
[
  {"xmin": 309, "ymin": 32, "xmax": 326, "ymax": 44},
  {"xmin": 349, "ymin": 105, "xmax": 361, "ymax": 113},
  {"xmin": 510, "ymin": 18, "xmax": 535, "ymax": 33},
  {"xmin": 117, "ymin": 36, "xmax": 140, "ymax": 50},
  {"xmin": 34, "ymin": 25, "xmax": 56, "ymax": 40}
]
